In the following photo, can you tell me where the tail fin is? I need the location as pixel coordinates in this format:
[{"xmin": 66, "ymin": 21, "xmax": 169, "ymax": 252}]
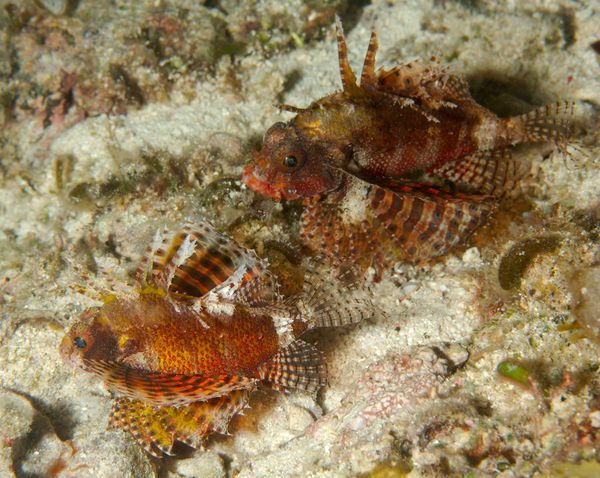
[{"xmin": 511, "ymin": 100, "xmax": 575, "ymax": 149}]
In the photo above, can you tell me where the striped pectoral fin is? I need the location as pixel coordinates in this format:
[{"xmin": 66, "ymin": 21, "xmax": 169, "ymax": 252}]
[
  {"xmin": 301, "ymin": 189, "xmax": 384, "ymax": 275},
  {"xmin": 110, "ymin": 389, "xmax": 250, "ymax": 458},
  {"xmin": 258, "ymin": 340, "xmax": 327, "ymax": 393},
  {"xmin": 432, "ymin": 147, "xmax": 529, "ymax": 197},
  {"xmin": 134, "ymin": 222, "xmax": 276, "ymax": 305},
  {"xmin": 294, "ymin": 269, "xmax": 376, "ymax": 329},
  {"xmin": 367, "ymin": 181, "xmax": 497, "ymax": 262},
  {"xmin": 83, "ymin": 359, "xmax": 256, "ymax": 407}
]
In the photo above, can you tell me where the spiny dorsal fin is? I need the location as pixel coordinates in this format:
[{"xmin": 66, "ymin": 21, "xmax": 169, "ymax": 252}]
[
  {"xmin": 83, "ymin": 358, "xmax": 256, "ymax": 406},
  {"xmin": 258, "ymin": 339, "xmax": 327, "ymax": 392},
  {"xmin": 376, "ymin": 59, "xmax": 472, "ymax": 109},
  {"xmin": 135, "ymin": 223, "xmax": 277, "ymax": 304},
  {"xmin": 360, "ymin": 32, "xmax": 379, "ymax": 88},
  {"xmin": 335, "ymin": 19, "xmax": 358, "ymax": 93},
  {"xmin": 110, "ymin": 390, "xmax": 250, "ymax": 458}
]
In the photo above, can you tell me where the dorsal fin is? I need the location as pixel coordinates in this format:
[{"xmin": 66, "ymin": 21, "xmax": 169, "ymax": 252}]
[
  {"xmin": 335, "ymin": 19, "xmax": 358, "ymax": 92},
  {"xmin": 83, "ymin": 358, "xmax": 256, "ymax": 406},
  {"xmin": 360, "ymin": 32, "xmax": 379, "ymax": 88},
  {"xmin": 135, "ymin": 223, "xmax": 277, "ymax": 303}
]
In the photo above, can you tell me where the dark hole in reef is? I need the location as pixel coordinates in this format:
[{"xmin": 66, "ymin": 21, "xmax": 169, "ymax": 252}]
[
  {"xmin": 466, "ymin": 71, "xmax": 556, "ymax": 117},
  {"xmin": 338, "ymin": 0, "xmax": 372, "ymax": 34}
]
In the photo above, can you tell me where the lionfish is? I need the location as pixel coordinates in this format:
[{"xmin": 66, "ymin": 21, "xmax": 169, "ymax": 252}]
[
  {"xmin": 60, "ymin": 222, "xmax": 373, "ymax": 457},
  {"xmin": 243, "ymin": 22, "xmax": 574, "ymax": 275}
]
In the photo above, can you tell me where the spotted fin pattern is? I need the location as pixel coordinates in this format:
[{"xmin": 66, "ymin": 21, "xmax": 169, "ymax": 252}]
[
  {"xmin": 513, "ymin": 100, "xmax": 575, "ymax": 149},
  {"xmin": 259, "ymin": 340, "xmax": 327, "ymax": 393},
  {"xmin": 109, "ymin": 389, "xmax": 250, "ymax": 458},
  {"xmin": 83, "ymin": 359, "xmax": 256, "ymax": 407},
  {"xmin": 135, "ymin": 223, "xmax": 277, "ymax": 305},
  {"xmin": 432, "ymin": 147, "xmax": 528, "ymax": 197}
]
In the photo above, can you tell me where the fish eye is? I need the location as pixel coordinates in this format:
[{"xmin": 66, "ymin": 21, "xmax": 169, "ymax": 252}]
[
  {"xmin": 283, "ymin": 155, "xmax": 298, "ymax": 168},
  {"xmin": 74, "ymin": 336, "xmax": 87, "ymax": 349}
]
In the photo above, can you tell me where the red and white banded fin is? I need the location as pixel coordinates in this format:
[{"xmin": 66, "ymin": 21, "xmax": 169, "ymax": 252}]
[
  {"xmin": 510, "ymin": 100, "xmax": 575, "ymax": 151},
  {"xmin": 301, "ymin": 175, "xmax": 496, "ymax": 275},
  {"xmin": 110, "ymin": 389, "xmax": 250, "ymax": 458},
  {"xmin": 432, "ymin": 147, "xmax": 529, "ymax": 197},
  {"xmin": 367, "ymin": 179, "xmax": 496, "ymax": 262},
  {"xmin": 258, "ymin": 340, "xmax": 327, "ymax": 393},
  {"xmin": 360, "ymin": 32, "xmax": 379, "ymax": 88},
  {"xmin": 83, "ymin": 359, "xmax": 256, "ymax": 406},
  {"xmin": 335, "ymin": 19, "xmax": 359, "ymax": 93},
  {"xmin": 135, "ymin": 223, "xmax": 277, "ymax": 305}
]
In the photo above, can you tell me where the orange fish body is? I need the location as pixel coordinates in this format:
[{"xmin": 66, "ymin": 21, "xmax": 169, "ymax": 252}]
[
  {"xmin": 243, "ymin": 23, "xmax": 573, "ymax": 274},
  {"xmin": 61, "ymin": 223, "xmax": 372, "ymax": 456}
]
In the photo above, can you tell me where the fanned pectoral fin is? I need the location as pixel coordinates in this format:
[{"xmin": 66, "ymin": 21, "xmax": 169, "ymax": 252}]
[
  {"xmin": 110, "ymin": 390, "xmax": 250, "ymax": 458},
  {"xmin": 84, "ymin": 359, "xmax": 256, "ymax": 406},
  {"xmin": 135, "ymin": 222, "xmax": 277, "ymax": 305},
  {"xmin": 259, "ymin": 340, "xmax": 327, "ymax": 393},
  {"xmin": 368, "ymin": 181, "xmax": 497, "ymax": 262},
  {"xmin": 432, "ymin": 148, "xmax": 529, "ymax": 197}
]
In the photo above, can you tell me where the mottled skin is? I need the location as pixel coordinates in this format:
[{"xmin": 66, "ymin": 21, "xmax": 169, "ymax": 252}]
[
  {"xmin": 60, "ymin": 223, "xmax": 372, "ymax": 456},
  {"xmin": 60, "ymin": 290, "xmax": 281, "ymax": 378},
  {"xmin": 246, "ymin": 89, "xmax": 509, "ymax": 201},
  {"xmin": 243, "ymin": 25, "xmax": 572, "ymax": 272}
]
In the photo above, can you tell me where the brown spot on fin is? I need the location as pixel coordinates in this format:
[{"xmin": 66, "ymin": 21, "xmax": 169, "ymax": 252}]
[
  {"xmin": 432, "ymin": 147, "xmax": 529, "ymax": 197},
  {"xmin": 335, "ymin": 20, "xmax": 358, "ymax": 93},
  {"xmin": 83, "ymin": 359, "xmax": 256, "ymax": 406},
  {"xmin": 110, "ymin": 390, "xmax": 250, "ymax": 458},
  {"xmin": 367, "ymin": 180, "xmax": 496, "ymax": 262},
  {"xmin": 376, "ymin": 59, "xmax": 472, "ymax": 109},
  {"xmin": 360, "ymin": 32, "xmax": 379, "ymax": 88},
  {"xmin": 258, "ymin": 340, "xmax": 327, "ymax": 392},
  {"xmin": 136, "ymin": 223, "xmax": 277, "ymax": 304}
]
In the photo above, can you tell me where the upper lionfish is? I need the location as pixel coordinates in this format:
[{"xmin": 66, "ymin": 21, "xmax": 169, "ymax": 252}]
[
  {"xmin": 243, "ymin": 22, "xmax": 574, "ymax": 275},
  {"xmin": 60, "ymin": 222, "xmax": 374, "ymax": 457}
]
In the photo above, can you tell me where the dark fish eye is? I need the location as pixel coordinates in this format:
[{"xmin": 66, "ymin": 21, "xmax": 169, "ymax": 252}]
[
  {"xmin": 74, "ymin": 336, "xmax": 87, "ymax": 349},
  {"xmin": 283, "ymin": 155, "xmax": 298, "ymax": 168}
]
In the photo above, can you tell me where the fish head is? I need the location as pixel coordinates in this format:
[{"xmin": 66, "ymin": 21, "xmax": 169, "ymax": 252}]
[
  {"xmin": 60, "ymin": 306, "xmax": 120, "ymax": 369},
  {"xmin": 243, "ymin": 122, "xmax": 340, "ymax": 201}
]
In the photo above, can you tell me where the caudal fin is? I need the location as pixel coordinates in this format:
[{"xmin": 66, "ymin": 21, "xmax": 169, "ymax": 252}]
[{"xmin": 511, "ymin": 100, "xmax": 575, "ymax": 149}]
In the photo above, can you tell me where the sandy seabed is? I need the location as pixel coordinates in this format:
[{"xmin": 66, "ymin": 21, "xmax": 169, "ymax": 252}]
[{"xmin": 0, "ymin": 1, "xmax": 599, "ymax": 477}]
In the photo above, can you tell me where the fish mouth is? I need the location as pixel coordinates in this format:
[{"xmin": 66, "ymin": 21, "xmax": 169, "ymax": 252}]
[{"xmin": 242, "ymin": 162, "xmax": 283, "ymax": 201}]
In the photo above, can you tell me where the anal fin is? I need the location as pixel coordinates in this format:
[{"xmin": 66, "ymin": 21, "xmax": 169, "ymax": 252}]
[
  {"xmin": 432, "ymin": 147, "xmax": 529, "ymax": 197},
  {"xmin": 258, "ymin": 340, "xmax": 327, "ymax": 393},
  {"xmin": 110, "ymin": 389, "xmax": 250, "ymax": 458}
]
